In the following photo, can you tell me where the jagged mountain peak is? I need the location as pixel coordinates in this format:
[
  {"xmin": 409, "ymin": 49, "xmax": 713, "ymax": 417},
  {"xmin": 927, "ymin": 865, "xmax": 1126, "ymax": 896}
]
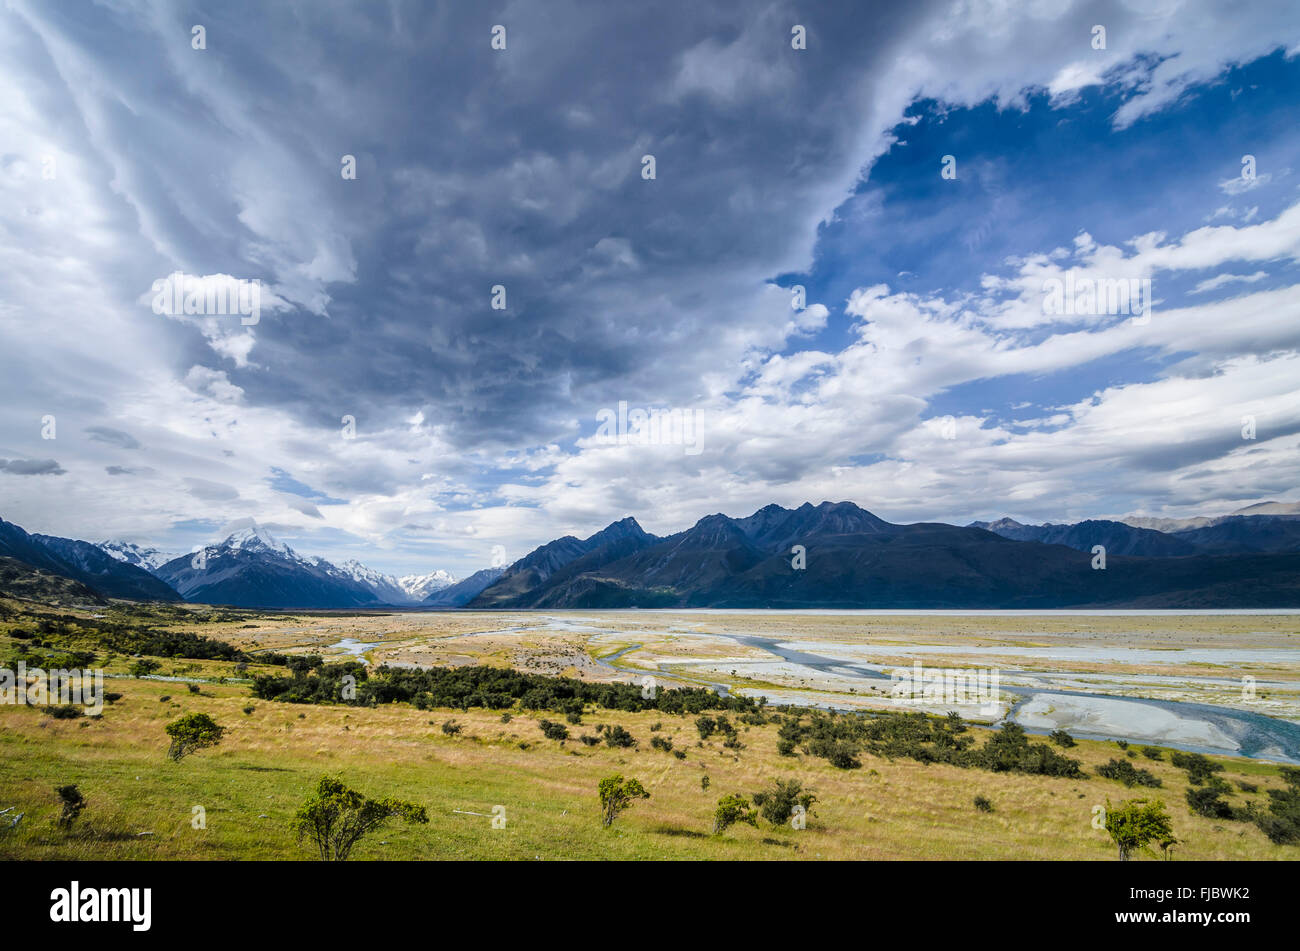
[{"xmin": 217, "ymin": 520, "xmax": 295, "ymax": 556}]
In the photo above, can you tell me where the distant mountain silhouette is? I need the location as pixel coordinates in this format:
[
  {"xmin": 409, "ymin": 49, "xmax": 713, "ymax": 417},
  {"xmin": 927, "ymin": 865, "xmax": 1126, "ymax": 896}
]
[
  {"xmin": 0, "ymin": 517, "xmax": 179, "ymax": 601},
  {"xmin": 470, "ymin": 501, "xmax": 1300, "ymax": 608}
]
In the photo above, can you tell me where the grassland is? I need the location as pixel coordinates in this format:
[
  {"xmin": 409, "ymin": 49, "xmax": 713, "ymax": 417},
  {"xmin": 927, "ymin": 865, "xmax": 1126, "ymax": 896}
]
[{"xmin": 1, "ymin": 598, "xmax": 1297, "ymax": 860}]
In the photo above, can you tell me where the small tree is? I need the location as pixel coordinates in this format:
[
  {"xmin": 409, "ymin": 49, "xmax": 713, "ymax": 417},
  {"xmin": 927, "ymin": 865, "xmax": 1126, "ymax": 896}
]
[
  {"xmin": 1104, "ymin": 798, "xmax": 1175, "ymax": 861},
  {"xmin": 752, "ymin": 778, "xmax": 817, "ymax": 827},
  {"xmin": 598, "ymin": 774, "xmax": 649, "ymax": 828},
  {"xmin": 54, "ymin": 785, "xmax": 86, "ymax": 830},
  {"xmin": 292, "ymin": 776, "xmax": 428, "ymax": 861},
  {"xmin": 129, "ymin": 658, "xmax": 160, "ymax": 678},
  {"xmin": 164, "ymin": 712, "xmax": 226, "ymax": 761},
  {"xmin": 712, "ymin": 794, "xmax": 758, "ymax": 835}
]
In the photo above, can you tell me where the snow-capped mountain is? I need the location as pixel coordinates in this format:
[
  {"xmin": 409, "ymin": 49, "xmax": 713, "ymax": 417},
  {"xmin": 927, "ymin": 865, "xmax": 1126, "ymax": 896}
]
[
  {"xmin": 322, "ymin": 559, "xmax": 413, "ymax": 605},
  {"xmin": 151, "ymin": 521, "xmax": 458, "ymax": 608},
  {"xmin": 97, "ymin": 540, "xmax": 180, "ymax": 575},
  {"xmin": 398, "ymin": 569, "xmax": 456, "ymax": 601},
  {"xmin": 155, "ymin": 522, "xmax": 379, "ymax": 609}
]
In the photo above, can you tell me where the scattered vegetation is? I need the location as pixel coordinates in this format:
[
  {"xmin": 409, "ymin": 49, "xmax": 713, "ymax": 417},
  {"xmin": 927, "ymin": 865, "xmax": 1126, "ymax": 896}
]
[
  {"xmin": 1096, "ymin": 758, "xmax": 1162, "ymax": 788},
  {"xmin": 751, "ymin": 778, "xmax": 816, "ymax": 827},
  {"xmin": 712, "ymin": 794, "xmax": 758, "ymax": 834},
  {"xmin": 54, "ymin": 784, "xmax": 86, "ymax": 830},
  {"xmin": 291, "ymin": 776, "xmax": 427, "ymax": 860},
  {"xmin": 1104, "ymin": 798, "xmax": 1176, "ymax": 861},
  {"xmin": 164, "ymin": 712, "xmax": 226, "ymax": 761},
  {"xmin": 598, "ymin": 775, "xmax": 649, "ymax": 828}
]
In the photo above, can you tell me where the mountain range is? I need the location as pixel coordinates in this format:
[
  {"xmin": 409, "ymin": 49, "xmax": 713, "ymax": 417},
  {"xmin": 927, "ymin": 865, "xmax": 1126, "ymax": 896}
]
[
  {"xmin": 3, "ymin": 500, "xmax": 1299, "ymax": 609},
  {"xmin": 0, "ymin": 517, "xmax": 458, "ymax": 609},
  {"xmin": 469, "ymin": 501, "xmax": 1300, "ymax": 609}
]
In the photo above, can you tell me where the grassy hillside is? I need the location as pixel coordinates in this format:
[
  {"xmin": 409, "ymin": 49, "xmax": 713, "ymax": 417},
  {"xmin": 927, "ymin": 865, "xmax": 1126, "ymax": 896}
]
[{"xmin": 0, "ymin": 598, "xmax": 1296, "ymax": 861}]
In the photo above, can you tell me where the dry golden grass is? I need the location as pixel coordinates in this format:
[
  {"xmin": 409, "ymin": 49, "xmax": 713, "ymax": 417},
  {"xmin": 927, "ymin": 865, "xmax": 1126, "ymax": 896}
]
[{"xmin": 1, "ymin": 670, "xmax": 1296, "ymax": 861}]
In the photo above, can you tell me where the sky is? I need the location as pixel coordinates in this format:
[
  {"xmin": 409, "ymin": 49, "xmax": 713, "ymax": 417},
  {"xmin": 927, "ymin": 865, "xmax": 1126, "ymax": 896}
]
[{"xmin": 2, "ymin": 0, "xmax": 1299, "ymax": 579}]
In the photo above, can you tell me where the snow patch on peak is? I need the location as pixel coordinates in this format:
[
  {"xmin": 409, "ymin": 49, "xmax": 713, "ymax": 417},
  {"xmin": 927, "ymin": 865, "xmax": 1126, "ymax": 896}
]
[{"xmin": 398, "ymin": 570, "xmax": 456, "ymax": 600}]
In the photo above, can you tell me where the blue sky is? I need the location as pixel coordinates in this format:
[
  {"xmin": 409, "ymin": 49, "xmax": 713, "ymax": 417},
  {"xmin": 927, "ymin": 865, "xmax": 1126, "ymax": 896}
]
[{"xmin": 1, "ymin": 1, "xmax": 1299, "ymax": 578}]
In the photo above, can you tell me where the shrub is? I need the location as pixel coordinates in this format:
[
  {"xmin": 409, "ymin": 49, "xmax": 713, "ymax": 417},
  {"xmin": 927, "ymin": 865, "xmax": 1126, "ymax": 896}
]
[
  {"xmin": 751, "ymin": 778, "xmax": 816, "ymax": 828},
  {"xmin": 1170, "ymin": 751, "xmax": 1222, "ymax": 785},
  {"xmin": 598, "ymin": 774, "xmax": 649, "ymax": 828},
  {"xmin": 973, "ymin": 795, "xmax": 993, "ymax": 813},
  {"xmin": 538, "ymin": 719, "xmax": 569, "ymax": 741},
  {"xmin": 128, "ymin": 659, "xmax": 160, "ymax": 678},
  {"xmin": 54, "ymin": 784, "xmax": 86, "ymax": 830},
  {"xmin": 291, "ymin": 776, "xmax": 427, "ymax": 860},
  {"xmin": 1097, "ymin": 758, "xmax": 1161, "ymax": 788},
  {"xmin": 604, "ymin": 725, "xmax": 636, "ymax": 748},
  {"xmin": 1142, "ymin": 747, "xmax": 1163, "ymax": 760},
  {"xmin": 441, "ymin": 719, "xmax": 462, "ymax": 735},
  {"xmin": 1186, "ymin": 786, "xmax": 1236, "ymax": 819},
  {"xmin": 696, "ymin": 716, "xmax": 716, "ymax": 739},
  {"xmin": 242, "ymin": 705, "xmax": 256, "ymax": 715},
  {"xmin": 187, "ymin": 683, "xmax": 200, "ymax": 694},
  {"xmin": 43, "ymin": 705, "xmax": 83, "ymax": 720},
  {"xmin": 164, "ymin": 712, "xmax": 225, "ymax": 761},
  {"xmin": 579, "ymin": 734, "xmax": 600, "ymax": 746},
  {"xmin": 1104, "ymin": 798, "xmax": 1175, "ymax": 861},
  {"xmin": 650, "ymin": 735, "xmax": 673, "ymax": 752},
  {"xmin": 712, "ymin": 794, "xmax": 758, "ymax": 835},
  {"xmin": 1049, "ymin": 729, "xmax": 1075, "ymax": 748}
]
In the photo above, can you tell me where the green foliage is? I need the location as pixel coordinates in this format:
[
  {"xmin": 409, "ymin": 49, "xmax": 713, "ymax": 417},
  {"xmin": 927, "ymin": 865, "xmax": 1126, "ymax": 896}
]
[
  {"xmin": 43, "ymin": 705, "xmax": 83, "ymax": 720},
  {"xmin": 604, "ymin": 725, "xmax": 636, "ymax": 748},
  {"xmin": 128, "ymin": 658, "xmax": 161, "ymax": 678},
  {"xmin": 291, "ymin": 776, "xmax": 427, "ymax": 860},
  {"xmin": 250, "ymin": 661, "xmax": 754, "ymax": 717},
  {"xmin": 1097, "ymin": 758, "xmax": 1162, "ymax": 788},
  {"xmin": 54, "ymin": 784, "xmax": 86, "ymax": 830},
  {"xmin": 1170, "ymin": 751, "xmax": 1223, "ymax": 785},
  {"xmin": 696, "ymin": 716, "xmax": 716, "ymax": 739},
  {"xmin": 751, "ymin": 778, "xmax": 816, "ymax": 828},
  {"xmin": 1141, "ymin": 746, "xmax": 1163, "ymax": 760},
  {"xmin": 1186, "ymin": 785, "xmax": 1236, "ymax": 819},
  {"xmin": 1249, "ymin": 770, "xmax": 1300, "ymax": 845},
  {"xmin": 1105, "ymin": 798, "xmax": 1175, "ymax": 861},
  {"xmin": 597, "ymin": 774, "xmax": 649, "ymax": 828},
  {"xmin": 973, "ymin": 795, "xmax": 993, "ymax": 813},
  {"xmin": 164, "ymin": 712, "xmax": 225, "ymax": 761},
  {"xmin": 650, "ymin": 735, "xmax": 673, "ymax": 752},
  {"xmin": 1049, "ymin": 729, "xmax": 1075, "ymax": 748},
  {"xmin": 712, "ymin": 794, "xmax": 758, "ymax": 834},
  {"xmin": 538, "ymin": 719, "xmax": 568, "ymax": 741},
  {"xmin": 441, "ymin": 719, "xmax": 462, "ymax": 735}
]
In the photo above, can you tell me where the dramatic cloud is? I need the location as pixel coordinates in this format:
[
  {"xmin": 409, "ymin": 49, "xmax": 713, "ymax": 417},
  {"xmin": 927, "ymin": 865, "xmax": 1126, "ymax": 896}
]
[{"xmin": 1, "ymin": 0, "xmax": 1297, "ymax": 574}]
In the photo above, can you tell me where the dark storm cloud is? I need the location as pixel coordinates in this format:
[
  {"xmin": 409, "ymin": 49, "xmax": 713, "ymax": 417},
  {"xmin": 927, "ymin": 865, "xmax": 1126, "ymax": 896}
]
[
  {"xmin": 23, "ymin": 0, "xmax": 941, "ymax": 449},
  {"xmin": 0, "ymin": 458, "xmax": 65, "ymax": 475}
]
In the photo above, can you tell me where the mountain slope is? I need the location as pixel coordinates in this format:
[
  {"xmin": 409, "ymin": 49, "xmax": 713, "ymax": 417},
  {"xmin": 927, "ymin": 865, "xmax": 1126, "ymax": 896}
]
[
  {"xmin": 0, "ymin": 517, "xmax": 180, "ymax": 601},
  {"xmin": 424, "ymin": 567, "xmax": 505, "ymax": 607},
  {"xmin": 33, "ymin": 534, "xmax": 183, "ymax": 601},
  {"xmin": 96, "ymin": 540, "xmax": 179, "ymax": 575},
  {"xmin": 399, "ymin": 570, "xmax": 456, "ymax": 601},
  {"xmin": 968, "ymin": 518, "xmax": 1197, "ymax": 556},
  {"xmin": 155, "ymin": 524, "xmax": 379, "ymax": 609},
  {"xmin": 472, "ymin": 517, "xmax": 658, "ymax": 608},
  {"xmin": 472, "ymin": 501, "xmax": 1300, "ymax": 609},
  {"xmin": 0, "ymin": 555, "xmax": 106, "ymax": 605}
]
